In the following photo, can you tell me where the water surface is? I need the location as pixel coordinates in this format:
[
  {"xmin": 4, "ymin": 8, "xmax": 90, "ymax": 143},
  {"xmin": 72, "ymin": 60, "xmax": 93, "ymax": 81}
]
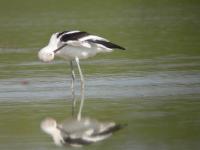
[{"xmin": 0, "ymin": 0, "xmax": 200, "ymax": 150}]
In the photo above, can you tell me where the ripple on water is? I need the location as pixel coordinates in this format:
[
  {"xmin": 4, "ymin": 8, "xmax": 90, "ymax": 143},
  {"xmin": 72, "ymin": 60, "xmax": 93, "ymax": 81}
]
[{"xmin": 0, "ymin": 70, "xmax": 199, "ymax": 102}]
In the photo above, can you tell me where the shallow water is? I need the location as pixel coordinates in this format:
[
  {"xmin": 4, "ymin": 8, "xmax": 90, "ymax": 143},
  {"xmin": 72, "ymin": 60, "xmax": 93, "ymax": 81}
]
[{"xmin": 0, "ymin": 0, "xmax": 200, "ymax": 150}]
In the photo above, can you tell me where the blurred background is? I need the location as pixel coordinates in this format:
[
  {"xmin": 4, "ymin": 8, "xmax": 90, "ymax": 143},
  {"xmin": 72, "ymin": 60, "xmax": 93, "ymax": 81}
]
[{"xmin": 0, "ymin": 0, "xmax": 200, "ymax": 150}]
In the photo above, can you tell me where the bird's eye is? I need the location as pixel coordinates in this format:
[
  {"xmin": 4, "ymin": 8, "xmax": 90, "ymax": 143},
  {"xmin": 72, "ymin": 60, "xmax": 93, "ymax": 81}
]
[{"xmin": 47, "ymin": 53, "xmax": 54, "ymax": 58}]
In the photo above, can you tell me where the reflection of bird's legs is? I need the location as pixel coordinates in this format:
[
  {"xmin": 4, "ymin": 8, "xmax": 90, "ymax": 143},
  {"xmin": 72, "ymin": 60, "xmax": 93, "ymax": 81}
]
[
  {"xmin": 75, "ymin": 57, "xmax": 85, "ymax": 121},
  {"xmin": 70, "ymin": 60, "xmax": 76, "ymax": 117}
]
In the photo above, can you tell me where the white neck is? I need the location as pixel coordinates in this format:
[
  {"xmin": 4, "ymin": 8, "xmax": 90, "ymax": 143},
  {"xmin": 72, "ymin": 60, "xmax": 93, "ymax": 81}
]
[{"xmin": 50, "ymin": 129, "xmax": 64, "ymax": 146}]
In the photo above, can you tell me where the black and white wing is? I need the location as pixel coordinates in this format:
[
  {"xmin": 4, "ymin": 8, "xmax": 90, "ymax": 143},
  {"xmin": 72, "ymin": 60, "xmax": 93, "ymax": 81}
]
[
  {"xmin": 56, "ymin": 30, "xmax": 126, "ymax": 50},
  {"xmin": 58, "ymin": 118, "xmax": 125, "ymax": 146}
]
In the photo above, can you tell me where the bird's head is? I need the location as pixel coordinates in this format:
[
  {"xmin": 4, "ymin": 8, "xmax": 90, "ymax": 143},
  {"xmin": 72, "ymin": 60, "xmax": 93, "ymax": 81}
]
[
  {"xmin": 38, "ymin": 48, "xmax": 55, "ymax": 62},
  {"xmin": 38, "ymin": 33, "xmax": 60, "ymax": 62},
  {"xmin": 41, "ymin": 117, "xmax": 65, "ymax": 146},
  {"xmin": 40, "ymin": 117, "xmax": 58, "ymax": 135}
]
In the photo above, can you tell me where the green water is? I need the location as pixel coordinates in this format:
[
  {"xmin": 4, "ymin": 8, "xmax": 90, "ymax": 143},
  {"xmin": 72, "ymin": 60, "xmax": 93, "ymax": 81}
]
[{"xmin": 0, "ymin": 0, "xmax": 200, "ymax": 150}]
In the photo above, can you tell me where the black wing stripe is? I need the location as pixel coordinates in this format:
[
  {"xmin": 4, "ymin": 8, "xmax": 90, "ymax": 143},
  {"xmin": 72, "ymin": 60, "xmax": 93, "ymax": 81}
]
[
  {"xmin": 57, "ymin": 31, "xmax": 69, "ymax": 38},
  {"xmin": 60, "ymin": 31, "xmax": 89, "ymax": 42},
  {"xmin": 91, "ymin": 124, "xmax": 125, "ymax": 137},
  {"xmin": 87, "ymin": 39, "xmax": 126, "ymax": 50},
  {"xmin": 64, "ymin": 137, "xmax": 91, "ymax": 145}
]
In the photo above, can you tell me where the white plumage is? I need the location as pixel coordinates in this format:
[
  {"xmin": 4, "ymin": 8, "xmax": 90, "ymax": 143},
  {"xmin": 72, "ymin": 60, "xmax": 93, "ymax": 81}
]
[
  {"xmin": 38, "ymin": 30, "xmax": 125, "ymax": 62},
  {"xmin": 40, "ymin": 117, "xmax": 124, "ymax": 147},
  {"xmin": 38, "ymin": 30, "xmax": 125, "ymax": 121}
]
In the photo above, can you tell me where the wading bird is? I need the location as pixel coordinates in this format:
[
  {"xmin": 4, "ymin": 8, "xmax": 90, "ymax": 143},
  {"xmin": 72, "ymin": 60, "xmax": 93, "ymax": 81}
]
[
  {"xmin": 38, "ymin": 30, "xmax": 125, "ymax": 121},
  {"xmin": 41, "ymin": 117, "xmax": 124, "ymax": 147}
]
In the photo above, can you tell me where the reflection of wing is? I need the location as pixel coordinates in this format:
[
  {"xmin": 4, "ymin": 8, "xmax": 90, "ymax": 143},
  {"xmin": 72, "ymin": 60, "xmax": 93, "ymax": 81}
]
[
  {"xmin": 92, "ymin": 123, "xmax": 124, "ymax": 136},
  {"xmin": 61, "ymin": 118, "xmax": 94, "ymax": 133},
  {"xmin": 56, "ymin": 30, "xmax": 126, "ymax": 50},
  {"xmin": 58, "ymin": 118, "xmax": 125, "ymax": 146},
  {"xmin": 63, "ymin": 136, "xmax": 92, "ymax": 146}
]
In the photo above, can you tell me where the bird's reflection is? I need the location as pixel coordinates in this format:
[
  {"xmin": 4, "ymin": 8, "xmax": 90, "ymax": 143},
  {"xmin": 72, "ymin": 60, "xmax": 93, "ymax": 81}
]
[{"xmin": 41, "ymin": 117, "xmax": 124, "ymax": 147}]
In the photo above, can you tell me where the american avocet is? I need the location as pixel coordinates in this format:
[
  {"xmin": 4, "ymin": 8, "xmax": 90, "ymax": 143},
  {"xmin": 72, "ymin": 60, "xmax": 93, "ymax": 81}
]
[
  {"xmin": 41, "ymin": 117, "xmax": 124, "ymax": 147},
  {"xmin": 38, "ymin": 30, "xmax": 125, "ymax": 120}
]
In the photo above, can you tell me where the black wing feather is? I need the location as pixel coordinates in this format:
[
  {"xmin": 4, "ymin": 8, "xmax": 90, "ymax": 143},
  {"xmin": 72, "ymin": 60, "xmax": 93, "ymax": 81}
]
[
  {"xmin": 63, "ymin": 137, "xmax": 91, "ymax": 145},
  {"xmin": 59, "ymin": 31, "xmax": 89, "ymax": 42},
  {"xmin": 91, "ymin": 124, "xmax": 126, "ymax": 137},
  {"xmin": 87, "ymin": 39, "xmax": 125, "ymax": 50},
  {"xmin": 57, "ymin": 31, "xmax": 69, "ymax": 38}
]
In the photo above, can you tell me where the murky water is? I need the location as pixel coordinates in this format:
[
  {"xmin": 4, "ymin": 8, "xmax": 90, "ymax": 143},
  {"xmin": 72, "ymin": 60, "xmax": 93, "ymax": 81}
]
[{"xmin": 0, "ymin": 0, "xmax": 200, "ymax": 150}]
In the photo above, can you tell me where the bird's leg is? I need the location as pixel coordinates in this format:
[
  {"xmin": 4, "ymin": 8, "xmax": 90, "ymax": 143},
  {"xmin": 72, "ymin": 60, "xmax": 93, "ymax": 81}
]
[
  {"xmin": 75, "ymin": 57, "xmax": 85, "ymax": 121},
  {"xmin": 70, "ymin": 60, "xmax": 76, "ymax": 117}
]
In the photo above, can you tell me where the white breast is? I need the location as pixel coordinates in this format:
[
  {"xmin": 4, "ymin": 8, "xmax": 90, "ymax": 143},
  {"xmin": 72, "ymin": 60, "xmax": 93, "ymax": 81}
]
[{"xmin": 55, "ymin": 46, "xmax": 98, "ymax": 60}]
